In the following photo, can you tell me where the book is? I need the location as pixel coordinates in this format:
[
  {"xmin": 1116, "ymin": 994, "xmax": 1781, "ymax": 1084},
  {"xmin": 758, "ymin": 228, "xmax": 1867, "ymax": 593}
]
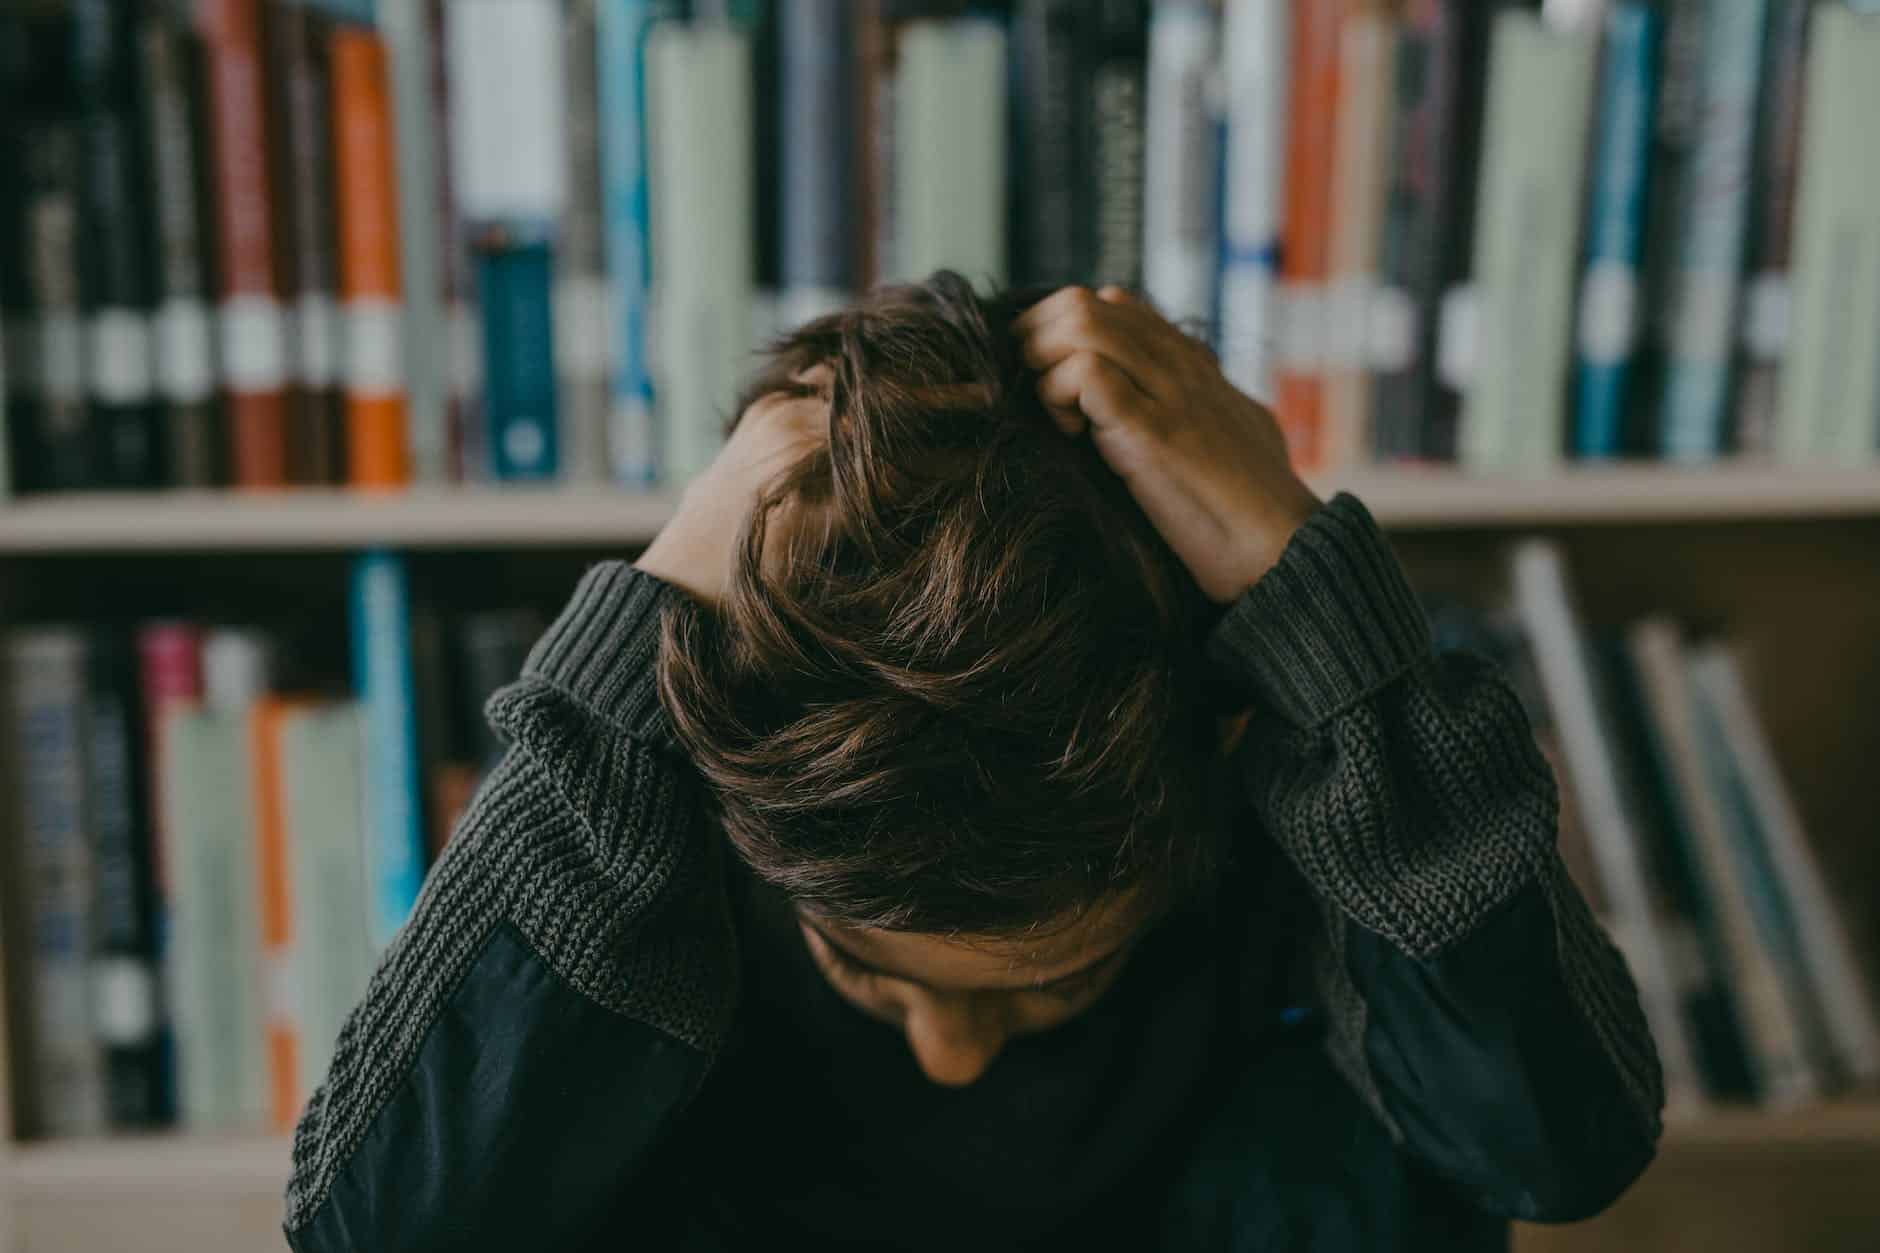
[
  {"xmin": 1687, "ymin": 643, "xmax": 1880, "ymax": 1085},
  {"xmin": 778, "ymin": 0, "xmax": 855, "ymax": 326},
  {"xmin": 1320, "ymin": 11, "xmax": 1396, "ymax": 471},
  {"xmin": 73, "ymin": 0, "xmax": 161, "ymax": 490},
  {"xmin": 163, "ymin": 639, "xmax": 267, "ymax": 1131},
  {"xmin": 1218, "ymin": 0, "xmax": 1288, "ymax": 403},
  {"xmin": 81, "ymin": 635, "xmax": 164, "ymax": 1127},
  {"xmin": 351, "ymin": 550, "xmax": 427, "ymax": 951},
  {"xmin": 1571, "ymin": 3, "xmax": 1660, "ymax": 460},
  {"xmin": 1013, "ymin": 0, "xmax": 1091, "ymax": 288},
  {"xmin": 1142, "ymin": 1, "xmax": 1216, "ymax": 329},
  {"xmin": 1627, "ymin": 619, "xmax": 1819, "ymax": 1107},
  {"xmin": 456, "ymin": 609, "xmax": 543, "ymax": 772},
  {"xmin": 557, "ymin": 0, "xmax": 612, "ymax": 484},
  {"xmin": 0, "ymin": 310, "xmax": 8, "ymax": 500},
  {"xmin": 20, "ymin": 123, "xmax": 91, "ymax": 493},
  {"xmin": 891, "ymin": 16, "xmax": 1008, "ymax": 285},
  {"xmin": 264, "ymin": 0, "xmax": 344, "ymax": 487},
  {"xmin": 330, "ymin": 25, "xmax": 412, "ymax": 488},
  {"xmin": 250, "ymin": 694, "xmax": 303, "ymax": 1130},
  {"xmin": 382, "ymin": 0, "xmax": 450, "ymax": 484},
  {"xmin": 280, "ymin": 701, "xmax": 374, "ymax": 1104},
  {"xmin": 427, "ymin": 0, "xmax": 483, "ymax": 483},
  {"xmin": 198, "ymin": 0, "xmax": 292, "ymax": 488},
  {"xmin": 1635, "ymin": 0, "xmax": 1705, "ymax": 456},
  {"xmin": 447, "ymin": 0, "xmax": 566, "ymax": 482},
  {"xmin": 647, "ymin": 20, "xmax": 755, "ymax": 484},
  {"xmin": 1459, "ymin": 13, "xmax": 1595, "ymax": 473},
  {"xmin": 1508, "ymin": 543, "xmax": 1706, "ymax": 1114},
  {"xmin": 1777, "ymin": 5, "xmax": 1880, "ymax": 463},
  {"xmin": 4, "ymin": 631, "xmax": 108, "ymax": 1137},
  {"xmin": 1088, "ymin": 0, "xmax": 1147, "ymax": 289},
  {"xmin": 1654, "ymin": 1, "xmax": 1770, "ymax": 460},
  {"xmin": 853, "ymin": 1, "xmax": 893, "ymax": 291},
  {"xmin": 137, "ymin": 9, "xmax": 221, "ymax": 488},
  {"xmin": 1733, "ymin": 0, "xmax": 1817, "ymax": 458}
]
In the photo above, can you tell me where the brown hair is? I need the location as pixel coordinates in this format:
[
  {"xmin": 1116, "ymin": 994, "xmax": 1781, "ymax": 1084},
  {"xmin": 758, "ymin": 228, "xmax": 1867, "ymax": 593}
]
[{"xmin": 658, "ymin": 272, "xmax": 1222, "ymax": 937}]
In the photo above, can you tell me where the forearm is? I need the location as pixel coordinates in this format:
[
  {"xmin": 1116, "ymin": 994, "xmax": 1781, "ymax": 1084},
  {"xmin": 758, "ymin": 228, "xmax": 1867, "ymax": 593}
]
[{"xmin": 1213, "ymin": 495, "xmax": 1662, "ymax": 1219}]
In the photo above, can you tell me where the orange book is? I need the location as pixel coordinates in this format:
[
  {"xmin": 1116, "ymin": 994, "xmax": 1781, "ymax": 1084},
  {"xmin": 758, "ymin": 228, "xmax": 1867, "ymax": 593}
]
[
  {"xmin": 252, "ymin": 696, "xmax": 304, "ymax": 1131},
  {"xmin": 1275, "ymin": 0, "xmax": 1349, "ymax": 473},
  {"xmin": 330, "ymin": 28, "xmax": 411, "ymax": 488}
]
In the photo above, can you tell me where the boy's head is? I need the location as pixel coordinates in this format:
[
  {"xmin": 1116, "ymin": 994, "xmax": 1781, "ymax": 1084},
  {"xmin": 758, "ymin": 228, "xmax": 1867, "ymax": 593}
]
[{"xmin": 658, "ymin": 273, "xmax": 1224, "ymax": 1080}]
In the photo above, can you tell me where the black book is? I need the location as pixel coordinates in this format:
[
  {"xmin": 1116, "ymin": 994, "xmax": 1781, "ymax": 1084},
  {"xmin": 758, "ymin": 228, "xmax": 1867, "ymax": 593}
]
[{"xmin": 1012, "ymin": 0, "xmax": 1093, "ymax": 287}]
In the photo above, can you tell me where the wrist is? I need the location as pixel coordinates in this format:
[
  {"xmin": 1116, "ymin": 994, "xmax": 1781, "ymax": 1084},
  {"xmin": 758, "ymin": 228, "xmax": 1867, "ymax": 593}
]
[{"xmin": 1225, "ymin": 477, "xmax": 1321, "ymax": 597}]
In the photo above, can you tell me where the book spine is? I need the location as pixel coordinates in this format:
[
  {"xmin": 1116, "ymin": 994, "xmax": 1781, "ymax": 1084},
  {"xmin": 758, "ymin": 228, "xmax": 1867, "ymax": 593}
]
[
  {"xmin": 330, "ymin": 25, "xmax": 412, "ymax": 488},
  {"xmin": 6, "ymin": 631, "xmax": 108, "ymax": 1137},
  {"xmin": 1089, "ymin": 0, "xmax": 1147, "ymax": 290},
  {"xmin": 265, "ymin": 2, "xmax": 345, "ymax": 486},
  {"xmin": 597, "ymin": 0, "xmax": 672, "ymax": 484},
  {"xmin": 74, "ymin": 0, "xmax": 162, "ymax": 490},
  {"xmin": 1571, "ymin": 2, "xmax": 1661, "ymax": 460},
  {"xmin": 779, "ymin": 0, "xmax": 854, "ymax": 321},
  {"xmin": 1459, "ymin": 14, "xmax": 1595, "ymax": 473},
  {"xmin": 1273, "ymin": 0, "xmax": 1342, "ymax": 468},
  {"xmin": 1734, "ymin": 0, "xmax": 1816, "ymax": 459},
  {"xmin": 1777, "ymin": 7, "xmax": 1880, "ymax": 462},
  {"xmin": 382, "ymin": 0, "xmax": 448, "ymax": 483},
  {"xmin": 350, "ymin": 550, "xmax": 427, "ymax": 950},
  {"xmin": 1218, "ymin": 0, "xmax": 1288, "ymax": 404},
  {"xmin": 1014, "ymin": 0, "xmax": 1090, "ymax": 288},
  {"xmin": 1656, "ymin": 0, "xmax": 1770, "ymax": 461},
  {"xmin": 421, "ymin": 0, "xmax": 482, "ymax": 482},
  {"xmin": 138, "ymin": 13, "xmax": 221, "ymax": 488},
  {"xmin": 448, "ymin": 0, "xmax": 567, "ymax": 482},
  {"xmin": 1142, "ymin": 1, "xmax": 1218, "ymax": 328},
  {"xmin": 22, "ymin": 124, "xmax": 92, "ymax": 493},
  {"xmin": 853, "ymin": 1, "xmax": 893, "ymax": 291},
  {"xmin": 891, "ymin": 18, "xmax": 1009, "ymax": 285},
  {"xmin": 83, "ymin": 634, "xmax": 165, "ymax": 1128},
  {"xmin": 0, "ymin": 314, "xmax": 9, "ymax": 499},
  {"xmin": 457, "ymin": 610, "xmax": 543, "ymax": 771},
  {"xmin": 281, "ymin": 703, "xmax": 374, "ymax": 1101},
  {"xmin": 647, "ymin": 22, "xmax": 754, "ymax": 483},
  {"xmin": 199, "ymin": 0, "xmax": 292, "ymax": 487},
  {"xmin": 557, "ymin": 0, "xmax": 611, "ymax": 484},
  {"xmin": 250, "ymin": 696, "xmax": 301, "ymax": 1130},
  {"xmin": 1320, "ymin": 13, "xmax": 1396, "ymax": 472}
]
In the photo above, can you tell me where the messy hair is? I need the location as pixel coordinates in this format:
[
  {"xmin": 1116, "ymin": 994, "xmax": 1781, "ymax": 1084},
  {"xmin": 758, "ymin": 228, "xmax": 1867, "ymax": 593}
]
[{"xmin": 658, "ymin": 272, "xmax": 1223, "ymax": 936}]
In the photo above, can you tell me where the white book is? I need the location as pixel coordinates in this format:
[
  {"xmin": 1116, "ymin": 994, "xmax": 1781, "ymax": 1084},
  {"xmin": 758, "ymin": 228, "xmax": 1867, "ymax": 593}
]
[
  {"xmin": 1143, "ymin": 1, "xmax": 1218, "ymax": 326},
  {"xmin": 4, "ymin": 631, "xmax": 105, "ymax": 1137},
  {"xmin": 891, "ymin": 18, "xmax": 1008, "ymax": 285},
  {"xmin": 1777, "ymin": 7, "xmax": 1880, "ymax": 463},
  {"xmin": 1509, "ymin": 544, "xmax": 1705, "ymax": 1114},
  {"xmin": 447, "ymin": 0, "xmax": 568, "ymax": 225},
  {"xmin": 646, "ymin": 21, "xmax": 755, "ymax": 485},
  {"xmin": 380, "ymin": 0, "xmax": 447, "ymax": 482},
  {"xmin": 1687, "ymin": 644, "xmax": 1880, "ymax": 1086},
  {"xmin": 1461, "ymin": 14, "xmax": 1596, "ymax": 473},
  {"xmin": 281, "ymin": 702, "xmax": 374, "ymax": 1102},
  {"xmin": 164, "ymin": 707, "xmax": 267, "ymax": 1131},
  {"xmin": 1217, "ymin": 0, "xmax": 1288, "ymax": 402},
  {"xmin": 1627, "ymin": 620, "xmax": 1818, "ymax": 1107}
]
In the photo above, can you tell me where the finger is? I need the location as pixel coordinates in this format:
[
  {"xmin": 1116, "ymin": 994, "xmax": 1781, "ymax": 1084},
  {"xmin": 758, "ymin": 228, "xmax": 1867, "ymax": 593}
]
[
  {"xmin": 1018, "ymin": 312, "xmax": 1165, "ymax": 400},
  {"xmin": 1011, "ymin": 284, "xmax": 1099, "ymax": 337},
  {"xmin": 1034, "ymin": 350, "xmax": 1151, "ymax": 436}
]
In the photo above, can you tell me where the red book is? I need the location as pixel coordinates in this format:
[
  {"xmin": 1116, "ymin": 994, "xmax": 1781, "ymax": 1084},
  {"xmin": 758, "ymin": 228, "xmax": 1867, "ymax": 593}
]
[
  {"xmin": 197, "ymin": 0, "xmax": 291, "ymax": 487},
  {"xmin": 1275, "ymin": 0, "xmax": 1349, "ymax": 472},
  {"xmin": 330, "ymin": 26, "xmax": 410, "ymax": 487}
]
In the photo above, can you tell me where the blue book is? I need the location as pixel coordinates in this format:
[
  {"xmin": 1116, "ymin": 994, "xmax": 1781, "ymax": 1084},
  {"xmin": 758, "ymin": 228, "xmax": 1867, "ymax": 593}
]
[
  {"xmin": 477, "ymin": 241, "xmax": 561, "ymax": 480},
  {"xmin": 597, "ymin": 0, "xmax": 675, "ymax": 485},
  {"xmin": 1572, "ymin": 3, "xmax": 1661, "ymax": 459},
  {"xmin": 350, "ymin": 551, "xmax": 426, "ymax": 951}
]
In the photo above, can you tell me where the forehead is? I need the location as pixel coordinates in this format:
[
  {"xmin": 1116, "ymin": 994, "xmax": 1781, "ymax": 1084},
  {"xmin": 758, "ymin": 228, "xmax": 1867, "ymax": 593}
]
[{"xmin": 806, "ymin": 890, "xmax": 1147, "ymax": 991}]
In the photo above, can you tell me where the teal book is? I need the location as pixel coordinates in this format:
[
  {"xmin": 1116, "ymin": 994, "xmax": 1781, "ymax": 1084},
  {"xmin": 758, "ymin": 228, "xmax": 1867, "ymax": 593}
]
[{"xmin": 350, "ymin": 550, "xmax": 427, "ymax": 950}]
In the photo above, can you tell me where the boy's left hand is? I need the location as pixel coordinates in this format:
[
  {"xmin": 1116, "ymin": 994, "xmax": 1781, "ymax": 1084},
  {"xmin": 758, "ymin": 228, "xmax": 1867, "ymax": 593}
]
[{"xmin": 1014, "ymin": 286, "xmax": 1320, "ymax": 604}]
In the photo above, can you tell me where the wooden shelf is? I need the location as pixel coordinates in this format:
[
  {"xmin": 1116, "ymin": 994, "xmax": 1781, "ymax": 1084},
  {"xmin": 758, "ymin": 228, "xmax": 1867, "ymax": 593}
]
[
  {"xmin": 0, "ymin": 466, "xmax": 1876, "ymax": 553},
  {"xmin": 6, "ymin": 1134, "xmax": 288, "ymax": 1194}
]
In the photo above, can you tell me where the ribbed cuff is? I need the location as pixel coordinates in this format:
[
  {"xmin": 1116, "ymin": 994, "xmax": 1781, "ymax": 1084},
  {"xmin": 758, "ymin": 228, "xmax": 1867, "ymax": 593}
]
[
  {"xmin": 523, "ymin": 562, "xmax": 676, "ymax": 744},
  {"xmin": 1207, "ymin": 493, "xmax": 1431, "ymax": 728}
]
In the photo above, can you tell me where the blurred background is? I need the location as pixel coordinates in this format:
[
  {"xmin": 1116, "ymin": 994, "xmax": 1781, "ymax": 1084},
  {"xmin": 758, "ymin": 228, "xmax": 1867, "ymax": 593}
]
[{"xmin": 1, "ymin": 0, "xmax": 1878, "ymax": 1249}]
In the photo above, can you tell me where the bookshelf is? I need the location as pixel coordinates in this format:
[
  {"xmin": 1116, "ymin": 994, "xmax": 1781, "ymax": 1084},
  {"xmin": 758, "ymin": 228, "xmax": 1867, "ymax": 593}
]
[{"xmin": 3, "ymin": 470, "xmax": 1879, "ymax": 1253}]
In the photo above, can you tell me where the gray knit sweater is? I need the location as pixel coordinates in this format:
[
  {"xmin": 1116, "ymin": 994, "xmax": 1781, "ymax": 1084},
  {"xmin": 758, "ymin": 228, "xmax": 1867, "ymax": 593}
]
[{"xmin": 283, "ymin": 494, "xmax": 1663, "ymax": 1248}]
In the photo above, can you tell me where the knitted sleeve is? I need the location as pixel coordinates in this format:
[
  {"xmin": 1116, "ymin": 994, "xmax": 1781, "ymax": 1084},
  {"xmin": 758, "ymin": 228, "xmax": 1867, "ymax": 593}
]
[
  {"xmin": 283, "ymin": 564, "xmax": 738, "ymax": 1250},
  {"xmin": 1209, "ymin": 494, "xmax": 1663, "ymax": 1223}
]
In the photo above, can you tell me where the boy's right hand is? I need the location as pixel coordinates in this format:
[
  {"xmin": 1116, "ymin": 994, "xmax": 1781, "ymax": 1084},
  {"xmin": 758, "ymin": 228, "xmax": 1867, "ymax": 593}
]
[{"xmin": 635, "ymin": 380, "xmax": 827, "ymax": 605}]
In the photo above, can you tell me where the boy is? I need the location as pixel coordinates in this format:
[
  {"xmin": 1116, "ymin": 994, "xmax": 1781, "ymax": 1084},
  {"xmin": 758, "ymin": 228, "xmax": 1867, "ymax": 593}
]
[{"xmin": 284, "ymin": 276, "xmax": 1661, "ymax": 1251}]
